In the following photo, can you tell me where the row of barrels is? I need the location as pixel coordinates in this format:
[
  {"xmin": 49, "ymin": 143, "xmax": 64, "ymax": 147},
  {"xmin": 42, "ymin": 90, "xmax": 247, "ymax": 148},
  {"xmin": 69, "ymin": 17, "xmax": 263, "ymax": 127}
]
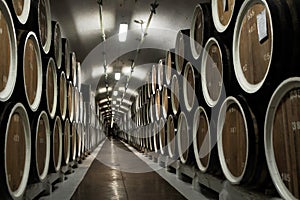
[
  {"xmin": 129, "ymin": 0, "xmax": 300, "ymax": 199},
  {"xmin": 0, "ymin": 0, "xmax": 100, "ymax": 199},
  {"xmin": 0, "ymin": 0, "xmax": 82, "ymax": 115},
  {"xmin": 128, "ymin": 75, "xmax": 300, "ymax": 199},
  {"xmin": 0, "ymin": 101, "xmax": 105, "ymax": 199}
]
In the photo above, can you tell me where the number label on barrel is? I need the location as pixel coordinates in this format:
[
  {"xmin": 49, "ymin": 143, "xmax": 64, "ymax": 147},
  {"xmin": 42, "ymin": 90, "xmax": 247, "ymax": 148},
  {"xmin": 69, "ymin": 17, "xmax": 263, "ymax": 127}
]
[
  {"xmin": 242, "ymin": 64, "xmax": 248, "ymax": 72},
  {"xmin": 13, "ymin": 134, "xmax": 20, "ymax": 142},
  {"xmin": 230, "ymin": 127, "xmax": 237, "ymax": 133},
  {"xmin": 39, "ymin": 138, "xmax": 45, "ymax": 143},
  {"xmin": 289, "ymin": 89, "xmax": 300, "ymax": 100},
  {"xmin": 247, "ymin": 9, "xmax": 255, "ymax": 21},
  {"xmin": 248, "ymin": 23, "xmax": 256, "ymax": 34},
  {"xmin": 263, "ymin": 52, "xmax": 270, "ymax": 61},
  {"xmin": 291, "ymin": 121, "xmax": 300, "ymax": 131}
]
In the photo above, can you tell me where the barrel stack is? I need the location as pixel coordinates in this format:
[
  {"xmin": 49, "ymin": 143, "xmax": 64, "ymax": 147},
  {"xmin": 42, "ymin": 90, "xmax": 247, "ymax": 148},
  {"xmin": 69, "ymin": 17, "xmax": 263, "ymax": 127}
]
[
  {"xmin": 122, "ymin": 0, "xmax": 300, "ymax": 199},
  {"xmin": 0, "ymin": 0, "xmax": 105, "ymax": 199}
]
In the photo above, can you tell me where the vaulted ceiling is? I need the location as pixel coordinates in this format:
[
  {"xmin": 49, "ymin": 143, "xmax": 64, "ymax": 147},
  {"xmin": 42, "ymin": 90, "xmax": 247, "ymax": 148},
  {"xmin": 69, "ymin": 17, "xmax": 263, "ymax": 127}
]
[{"xmin": 50, "ymin": 0, "xmax": 208, "ymax": 122}]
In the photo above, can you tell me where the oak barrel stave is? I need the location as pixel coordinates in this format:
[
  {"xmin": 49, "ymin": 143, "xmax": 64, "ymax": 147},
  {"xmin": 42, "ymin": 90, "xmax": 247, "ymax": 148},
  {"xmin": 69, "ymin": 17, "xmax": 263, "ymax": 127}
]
[
  {"xmin": 0, "ymin": 1, "xmax": 18, "ymax": 102},
  {"xmin": 0, "ymin": 102, "xmax": 31, "ymax": 199},
  {"xmin": 29, "ymin": 111, "xmax": 50, "ymax": 183},
  {"xmin": 265, "ymin": 77, "xmax": 300, "ymax": 199}
]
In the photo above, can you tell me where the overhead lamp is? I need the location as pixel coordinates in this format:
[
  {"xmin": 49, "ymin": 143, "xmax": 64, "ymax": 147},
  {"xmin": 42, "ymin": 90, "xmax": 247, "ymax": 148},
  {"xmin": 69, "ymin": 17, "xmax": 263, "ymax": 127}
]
[
  {"xmin": 122, "ymin": 66, "xmax": 131, "ymax": 74},
  {"xmin": 119, "ymin": 23, "xmax": 128, "ymax": 42},
  {"xmin": 99, "ymin": 98, "xmax": 112, "ymax": 104},
  {"xmin": 115, "ymin": 72, "xmax": 121, "ymax": 80},
  {"xmin": 113, "ymin": 91, "xmax": 118, "ymax": 96},
  {"xmin": 98, "ymin": 87, "xmax": 112, "ymax": 93},
  {"xmin": 112, "ymin": 100, "xmax": 117, "ymax": 105}
]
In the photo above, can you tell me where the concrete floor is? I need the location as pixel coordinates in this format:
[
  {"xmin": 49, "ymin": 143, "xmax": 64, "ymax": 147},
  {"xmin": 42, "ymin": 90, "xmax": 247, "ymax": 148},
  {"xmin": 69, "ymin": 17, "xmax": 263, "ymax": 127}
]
[
  {"xmin": 71, "ymin": 139, "xmax": 186, "ymax": 200},
  {"xmin": 41, "ymin": 138, "xmax": 212, "ymax": 200}
]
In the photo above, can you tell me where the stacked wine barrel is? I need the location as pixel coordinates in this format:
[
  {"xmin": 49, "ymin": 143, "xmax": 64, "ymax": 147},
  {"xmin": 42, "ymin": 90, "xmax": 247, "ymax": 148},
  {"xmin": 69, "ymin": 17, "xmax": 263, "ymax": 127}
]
[
  {"xmin": 0, "ymin": 0, "xmax": 104, "ymax": 199},
  {"xmin": 121, "ymin": 0, "xmax": 300, "ymax": 199}
]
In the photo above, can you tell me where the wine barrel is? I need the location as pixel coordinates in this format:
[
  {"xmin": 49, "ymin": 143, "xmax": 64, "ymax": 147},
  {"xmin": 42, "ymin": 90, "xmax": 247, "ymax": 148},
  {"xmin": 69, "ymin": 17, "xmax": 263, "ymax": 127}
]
[
  {"xmin": 62, "ymin": 118, "xmax": 70, "ymax": 165},
  {"xmin": 145, "ymin": 101, "xmax": 151, "ymax": 125},
  {"xmin": 77, "ymin": 122, "xmax": 82, "ymax": 158},
  {"xmin": 79, "ymin": 92, "xmax": 83, "ymax": 123},
  {"xmin": 149, "ymin": 94, "xmax": 155, "ymax": 123},
  {"xmin": 51, "ymin": 115, "xmax": 62, "ymax": 172},
  {"xmin": 70, "ymin": 52, "xmax": 77, "ymax": 85},
  {"xmin": 177, "ymin": 112, "xmax": 195, "ymax": 165},
  {"xmin": 0, "ymin": 103, "xmax": 31, "ymax": 199},
  {"xmin": 175, "ymin": 29, "xmax": 191, "ymax": 75},
  {"xmin": 190, "ymin": 3, "xmax": 213, "ymax": 59},
  {"xmin": 76, "ymin": 62, "xmax": 81, "ymax": 91},
  {"xmin": 162, "ymin": 84, "xmax": 171, "ymax": 119},
  {"xmin": 70, "ymin": 121, "xmax": 77, "ymax": 161},
  {"xmin": 58, "ymin": 71, "xmax": 67, "ymax": 120},
  {"xmin": 31, "ymin": 0, "xmax": 52, "ymax": 54},
  {"xmin": 0, "ymin": 1, "xmax": 18, "ymax": 102},
  {"xmin": 211, "ymin": 0, "xmax": 243, "ymax": 33},
  {"xmin": 43, "ymin": 57, "xmax": 58, "ymax": 119},
  {"xmin": 193, "ymin": 106, "xmax": 220, "ymax": 173},
  {"xmin": 19, "ymin": 31, "xmax": 43, "ymax": 112},
  {"xmin": 159, "ymin": 118, "xmax": 167, "ymax": 155},
  {"xmin": 153, "ymin": 121, "xmax": 159, "ymax": 153},
  {"xmin": 9, "ymin": 0, "xmax": 31, "ymax": 24},
  {"xmin": 167, "ymin": 114, "xmax": 178, "ymax": 159},
  {"xmin": 151, "ymin": 64, "xmax": 157, "ymax": 95},
  {"xmin": 67, "ymin": 81, "xmax": 74, "ymax": 122},
  {"xmin": 265, "ymin": 77, "xmax": 300, "ymax": 199},
  {"xmin": 143, "ymin": 105, "xmax": 148, "ymax": 126},
  {"xmin": 80, "ymin": 122, "xmax": 85, "ymax": 155},
  {"xmin": 201, "ymin": 37, "xmax": 232, "ymax": 107},
  {"xmin": 165, "ymin": 49, "xmax": 175, "ymax": 86},
  {"xmin": 139, "ymin": 128, "xmax": 142, "ymax": 148},
  {"xmin": 74, "ymin": 87, "xmax": 79, "ymax": 123},
  {"xmin": 170, "ymin": 74, "xmax": 182, "ymax": 115},
  {"xmin": 84, "ymin": 123, "xmax": 89, "ymax": 151},
  {"xmin": 139, "ymin": 127, "xmax": 144, "ymax": 148},
  {"xmin": 50, "ymin": 21, "xmax": 62, "ymax": 69},
  {"xmin": 218, "ymin": 96, "xmax": 268, "ymax": 185},
  {"xmin": 62, "ymin": 38, "xmax": 70, "ymax": 79},
  {"xmin": 232, "ymin": 0, "xmax": 300, "ymax": 94},
  {"xmin": 146, "ymin": 72, "xmax": 152, "ymax": 99},
  {"xmin": 30, "ymin": 111, "xmax": 50, "ymax": 182},
  {"xmin": 140, "ymin": 85, "xmax": 145, "ymax": 107},
  {"xmin": 155, "ymin": 89, "xmax": 161, "ymax": 121},
  {"xmin": 148, "ymin": 123, "xmax": 154, "ymax": 151},
  {"xmin": 144, "ymin": 126, "xmax": 149, "ymax": 150},
  {"xmin": 157, "ymin": 59, "xmax": 165, "ymax": 91},
  {"xmin": 143, "ymin": 126, "xmax": 147, "ymax": 149},
  {"xmin": 84, "ymin": 102, "xmax": 90, "ymax": 125},
  {"xmin": 183, "ymin": 62, "xmax": 199, "ymax": 112}
]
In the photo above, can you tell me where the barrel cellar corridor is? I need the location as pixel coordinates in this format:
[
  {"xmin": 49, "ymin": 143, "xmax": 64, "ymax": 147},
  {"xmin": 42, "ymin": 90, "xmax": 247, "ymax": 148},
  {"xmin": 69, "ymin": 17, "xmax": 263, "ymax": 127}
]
[{"xmin": 0, "ymin": 0, "xmax": 299, "ymax": 199}]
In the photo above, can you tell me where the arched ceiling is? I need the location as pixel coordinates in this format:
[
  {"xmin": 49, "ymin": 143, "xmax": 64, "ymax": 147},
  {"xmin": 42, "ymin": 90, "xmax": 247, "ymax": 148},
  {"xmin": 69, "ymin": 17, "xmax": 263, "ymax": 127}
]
[{"xmin": 50, "ymin": 0, "xmax": 210, "ymax": 123}]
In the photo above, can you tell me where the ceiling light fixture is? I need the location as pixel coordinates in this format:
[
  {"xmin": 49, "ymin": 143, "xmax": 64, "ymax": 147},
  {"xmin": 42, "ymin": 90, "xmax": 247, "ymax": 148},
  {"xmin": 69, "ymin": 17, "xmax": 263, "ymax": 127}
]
[
  {"xmin": 115, "ymin": 72, "xmax": 121, "ymax": 80},
  {"xmin": 119, "ymin": 23, "xmax": 128, "ymax": 42},
  {"xmin": 113, "ymin": 91, "xmax": 118, "ymax": 96}
]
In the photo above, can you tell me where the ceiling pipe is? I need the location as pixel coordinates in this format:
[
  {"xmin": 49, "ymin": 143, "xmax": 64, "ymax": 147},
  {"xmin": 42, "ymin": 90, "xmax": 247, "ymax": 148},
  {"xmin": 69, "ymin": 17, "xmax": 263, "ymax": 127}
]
[
  {"xmin": 97, "ymin": 0, "xmax": 106, "ymax": 41},
  {"xmin": 97, "ymin": 0, "xmax": 111, "ymax": 118},
  {"xmin": 118, "ymin": 0, "xmax": 159, "ymax": 115}
]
